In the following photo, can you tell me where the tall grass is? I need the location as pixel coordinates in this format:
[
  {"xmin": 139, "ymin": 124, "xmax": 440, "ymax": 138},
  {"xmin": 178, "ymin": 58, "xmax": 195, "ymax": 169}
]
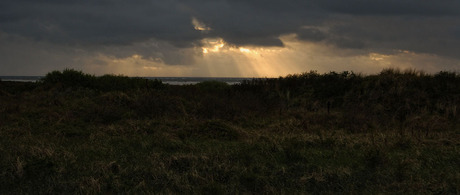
[{"xmin": 0, "ymin": 68, "xmax": 458, "ymax": 193}]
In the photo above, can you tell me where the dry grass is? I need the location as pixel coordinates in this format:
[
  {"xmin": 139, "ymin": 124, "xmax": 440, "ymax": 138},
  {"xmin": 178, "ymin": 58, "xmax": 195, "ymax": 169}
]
[{"xmin": 0, "ymin": 69, "xmax": 458, "ymax": 193}]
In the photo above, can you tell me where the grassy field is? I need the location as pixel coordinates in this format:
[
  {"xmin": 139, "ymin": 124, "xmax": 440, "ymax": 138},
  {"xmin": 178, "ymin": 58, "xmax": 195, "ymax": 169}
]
[{"xmin": 0, "ymin": 69, "xmax": 459, "ymax": 193}]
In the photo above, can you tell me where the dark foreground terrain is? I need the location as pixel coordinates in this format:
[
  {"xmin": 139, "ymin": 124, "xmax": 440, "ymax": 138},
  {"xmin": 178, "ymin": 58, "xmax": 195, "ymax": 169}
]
[{"xmin": 0, "ymin": 69, "xmax": 458, "ymax": 193}]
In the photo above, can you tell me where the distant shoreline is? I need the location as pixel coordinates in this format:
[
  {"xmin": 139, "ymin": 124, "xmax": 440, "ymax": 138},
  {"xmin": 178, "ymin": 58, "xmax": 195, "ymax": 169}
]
[
  {"xmin": 0, "ymin": 76, "xmax": 253, "ymax": 85},
  {"xmin": 0, "ymin": 76, "xmax": 44, "ymax": 82}
]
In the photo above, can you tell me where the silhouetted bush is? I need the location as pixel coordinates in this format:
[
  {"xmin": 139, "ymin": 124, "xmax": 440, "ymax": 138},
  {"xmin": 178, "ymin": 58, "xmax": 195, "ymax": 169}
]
[
  {"xmin": 34, "ymin": 68, "xmax": 460, "ymax": 129},
  {"xmin": 41, "ymin": 69, "xmax": 163, "ymax": 91},
  {"xmin": 95, "ymin": 74, "xmax": 162, "ymax": 91},
  {"xmin": 133, "ymin": 91, "xmax": 187, "ymax": 118},
  {"xmin": 42, "ymin": 69, "xmax": 95, "ymax": 88},
  {"xmin": 196, "ymin": 81, "xmax": 230, "ymax": 95}
]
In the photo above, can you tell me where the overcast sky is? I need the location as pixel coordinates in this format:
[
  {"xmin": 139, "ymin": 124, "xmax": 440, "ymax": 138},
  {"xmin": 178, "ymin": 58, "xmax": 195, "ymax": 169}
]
[{"xmin": 1, "ymin": 0, "xmax": 459, "ymax": 76}]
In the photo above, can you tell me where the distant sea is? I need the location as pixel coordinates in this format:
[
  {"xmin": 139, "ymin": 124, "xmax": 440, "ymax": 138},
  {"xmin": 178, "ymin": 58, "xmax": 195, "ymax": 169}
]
[{"xmin": 0, "ymin": 76, "xmax": 251, "ymax": 85}]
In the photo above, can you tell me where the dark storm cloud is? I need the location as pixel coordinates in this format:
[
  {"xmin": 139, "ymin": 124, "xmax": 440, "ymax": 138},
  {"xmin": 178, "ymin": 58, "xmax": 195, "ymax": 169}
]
[
  {"xmin": 179, "ymin": 0, "xmax": 460, "ymax": 58},
  {"xmin": 0, "ymin": 0, "xmax": 202, "ymax": 47},
  {"xmin": 325, "ymin": 16, "xmax": 460, "ymax": 58},
  {"xmin": 181, "ymin": 0, "xmax": 323, "ymax": 47},
  {"xmin": 296, "ymin": 28, "xmax": 327, "ymax": 42},
  {"xmin": 320, "ymin": 0, "xmax": 460, "ymax": 16},
  {"xmin": 1, "ymin": 0, "xmax": 460, "ymax": 61}
]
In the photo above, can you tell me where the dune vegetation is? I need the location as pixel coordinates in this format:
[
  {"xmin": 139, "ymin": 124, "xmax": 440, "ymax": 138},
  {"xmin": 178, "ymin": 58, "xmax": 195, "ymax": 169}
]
[{"xmin": 0, "ymin": 69, "xmax": 458, "ymax": 193}]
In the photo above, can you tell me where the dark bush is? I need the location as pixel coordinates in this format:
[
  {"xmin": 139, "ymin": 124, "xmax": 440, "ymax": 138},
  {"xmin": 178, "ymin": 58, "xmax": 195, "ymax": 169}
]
[
  {"xmin": 41, "ymin": 69, "xmax": 163, "ymax": 91},
  {"xmin": 41, "ymin": 69, "xmax": 95, "ymax": 88},
  {"xmin": 196, "ymin": 80, "xmax": 230, "ymax": 94}
]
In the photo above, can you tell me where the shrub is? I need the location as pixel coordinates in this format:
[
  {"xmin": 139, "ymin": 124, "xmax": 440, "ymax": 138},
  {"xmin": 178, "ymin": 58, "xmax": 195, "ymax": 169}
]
[
  {"xmin": 133, "ymin": 91, "xmax": 187, "ymax": 118},
  {"xmin": 196, "ymin": 81, "xmax": 230, "ymax": 93},
  {"xmin": 41, "ymin": 69, "xmax": 95, "ymax": 88},
  {"xmin": 41, "ymin": 69, "xmax": 163, "ymax": 91},
  {"xmin": 95, "ymin": 75, "xmax": 162, "ymax": 91}
]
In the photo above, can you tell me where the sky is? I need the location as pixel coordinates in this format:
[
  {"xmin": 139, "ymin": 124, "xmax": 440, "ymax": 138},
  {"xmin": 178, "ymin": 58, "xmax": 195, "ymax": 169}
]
[{"xmin": 1, "ymin": 0, "xmax": 460, "ymax": 77}]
